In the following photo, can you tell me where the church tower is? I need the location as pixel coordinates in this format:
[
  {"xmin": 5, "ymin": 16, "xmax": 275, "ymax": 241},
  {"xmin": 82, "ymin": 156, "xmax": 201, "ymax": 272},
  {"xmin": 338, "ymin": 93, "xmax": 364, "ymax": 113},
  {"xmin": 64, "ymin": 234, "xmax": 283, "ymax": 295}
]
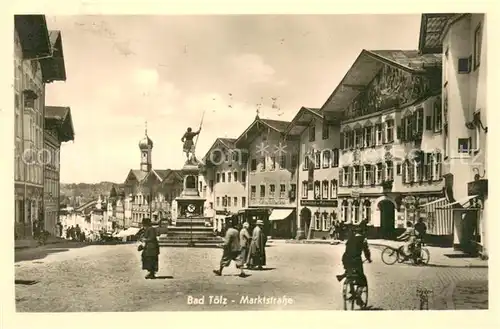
[{"xmin": 138, "ymin": 122, "xmax": 153, "ymax": 172}]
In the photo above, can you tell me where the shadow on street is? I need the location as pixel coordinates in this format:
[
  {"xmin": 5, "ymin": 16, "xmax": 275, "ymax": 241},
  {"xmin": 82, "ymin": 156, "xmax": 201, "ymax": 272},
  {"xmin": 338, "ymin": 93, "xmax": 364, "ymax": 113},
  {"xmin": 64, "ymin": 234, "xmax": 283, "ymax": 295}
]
[{"xmin": 14, "ymin": 242, "xmax": 91, "ymax": 263}]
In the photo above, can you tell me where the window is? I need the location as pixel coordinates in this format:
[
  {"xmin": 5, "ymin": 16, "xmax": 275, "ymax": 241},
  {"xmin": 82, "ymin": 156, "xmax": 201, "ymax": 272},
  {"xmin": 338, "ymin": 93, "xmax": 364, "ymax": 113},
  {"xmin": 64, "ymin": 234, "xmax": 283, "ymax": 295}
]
[
  {"xmin": 458, "ymin": 138, "xmax": 471, "ymax": 153},
  {"xmin": 433, "ymin": 99, "xmax": 442, "ymax": 132},
  {"xmin": 302, "ymin": 181, "xmax": 308, "ymax": 198},
  {"xmin": 260, "ymin": 157, "xmax": 266, "ymax": 171},
  {"xmin": 278, "ymin": 184, "xmax": 285, "ymax": 198},
  {"xmin": 375, "ymin": 124, "xmax": 383, "ymax": 145},
  {"xmin": 364, "ymin": 164, "xmax": 373, "ymax": 185},
  {"xmin": 405, "ymin": 116, "xmax": 413, "ymax": 140},
  {"xmin": 364, "ymin": 126, "xmax": 373, "ymax": 147},
  {"xmin": 250, "ymin": 186, "xmax": 256, "ymax": 199},
  {"xmin": 234, "ymin": 171, "xmax": 238, "ymax": 182},
  {"xmin": 330, "ymin": 180, "xmax": 337, "ymax": 199},
  {"xmin": 303, "ymin": 154, "xmax": 309, "ymax": 170},
  {"xmin": 216, "ymin": 197, "xmax": 220, "ymax": 207},
  {"xmin": 314, "ymin": 151, "xmax": 321, "ymax": 169},
  {"xmin": 314, "ymin": 181, "xmax": 321, "ymax": 199},
  {"xmin": 241, "ymin": 171, "xmax": 246, "ymax": 183},
  {"xmin": 354, "ymin": 129, "xmax": 363, "ymax": 148},
  {"xmin": 233, "ymin": 197, "xmax": 238, "ymax": 207},
  {"xmin": 474, "ymin": 23, "xmax": 482, "ymax": 69},
  {"xmin": 251, "ymin": 159, "xmax": 257, "ymax": 171},
  {"xmin": 227, "ymin": 172, "xmax": 232, "ymax": 182},
  {"xmin": 343, "ymin": 131, "xmax": 350, "ymax": 149},
  {"xmin": 385, "ymin": 120, "xmax": 394, "ymax": 143},
  {"xmin": 309, "ymin": 125, "xmax": 316, "ymax": 142},
  {"xmin": 322, "ymin": 212, "xmax": 330, "ymax": 231},
  {"xmin": 341, "ymin": 200, "xmax": 349, "ymax": 222},
  {"xmin": 386, "ymin": 161, "xmax": 394, "ymax": 181},
  {"xmin": 269, "ymin": 184, "xmax": 275, "ymax": 198},
  {"xmin": 424, "ymin": 153, "xmax": 433, "ymax": 181},
  {"xmin": 279, "ymin": 155, "xmax": 286, "ymax": 169},
  {"xmin": 322, "ymin": 180, "xmax": 329, "ymax": 199},
  {"xmin": 227, "ymin": 197, "xmax": 231, "ymax": 207},
  {"xmin": 216, "ymin": 173, "xmax": 221, "ymax": 183},
  {"xmin": 221, "ymin": 173, "xmax": 226, "ymax": 182},
  {"xmin": 415, "ymin": 160, "xmax": 423, "ymax": 182},
  {"xmin": 433, "ymin": 153, "xmax": 442, "ymax": 180},
  {"xmin": 242, "ymin": 197, "xmax": 246, "ymax": 208},
  {"xmin": 352, "ymin": 200, "xmax": 360, "ymax": 224},
  {"xmin": 270, "ymin": 156, "xmax": 276, "ymax": 170},
  {"xmin": 322, "ymin": 120, "xmax": 329, "ymax": 139},
  {"xmin": 291, "ymin": 154, "xmax": 298, "ymax": 169},
  {"xmin": 322, "ymin": 150, "xmax": 331, "ymax": 168},
  {"xmin": 260, "ymin": 185, "xmax": 265, "ymax": 198},
  {"xmin": 314, "ymin": 212, "xmax": 321, "ymax": 230},
  {"xmin": 375, "ymin": 163, "xmax": 383, "ymax": 184},
  {"xmin": 232, "ymin": 151, "xmax": 239, "ymax": 163},
  {"xmin": 342, "ymin": 167, "xmax": 350, "ymax": 187},
  {"xmin": 363, "ymin": 200, "xmax": 371, "ymax": 224},
  {"xmin": 332, "ymin": 149, "xmax": 339, "ymax": 167},
  {"xmin": 396, "ymin": 163, "xmax": 401, "ymax": 175},
  {"xmin": 353, "ymin": 166, "xmax": 360, "ymax": 186},
  {"xmin": 458, "ymin": 57, "xmax": 471, "ymax": 74},
  {"xmin": 416, "ymin": 109, "xmax": 424, "ymax": 133},
  {"xmin": 426, "ymin": 115, "xmax": 432, "ymax": 131}
]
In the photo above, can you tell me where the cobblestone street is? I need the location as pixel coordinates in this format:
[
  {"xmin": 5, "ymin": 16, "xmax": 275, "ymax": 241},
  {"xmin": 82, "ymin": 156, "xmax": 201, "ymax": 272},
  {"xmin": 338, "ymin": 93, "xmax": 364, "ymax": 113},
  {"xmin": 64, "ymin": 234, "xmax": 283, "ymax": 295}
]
[{"xmin": 15, "ymin": 243, "xmax": 488, "ymax": 312}]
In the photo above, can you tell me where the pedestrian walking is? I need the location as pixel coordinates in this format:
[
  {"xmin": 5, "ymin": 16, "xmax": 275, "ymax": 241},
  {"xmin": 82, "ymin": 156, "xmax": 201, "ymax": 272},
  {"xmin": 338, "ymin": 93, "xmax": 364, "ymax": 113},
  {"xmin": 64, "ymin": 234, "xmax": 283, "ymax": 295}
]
[
  {"xmin": 75, "ymin": 224, "xmax": 82, "ymax": 241},
  {"xmin": 247, "ymin": 219, "xmax": 267, "ymax": 270},
  {"xmin": 239, "ymin": 222, "xmax": 251, "ymax": 268},
  {"xmin": 213, "ymin": 218, "xmax": 246, "ymax": 278},
  {"xmin": 137, "ymin": 217, "xmax": 160, "ymax": 279}
]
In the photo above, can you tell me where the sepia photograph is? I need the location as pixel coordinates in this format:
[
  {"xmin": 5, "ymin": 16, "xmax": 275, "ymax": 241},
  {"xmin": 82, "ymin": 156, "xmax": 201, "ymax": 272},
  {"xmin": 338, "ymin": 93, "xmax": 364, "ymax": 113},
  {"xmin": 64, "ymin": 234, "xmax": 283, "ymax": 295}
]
[{"xmin": 11, "ymin": 12, "xmax": 488, "ymax": 314}]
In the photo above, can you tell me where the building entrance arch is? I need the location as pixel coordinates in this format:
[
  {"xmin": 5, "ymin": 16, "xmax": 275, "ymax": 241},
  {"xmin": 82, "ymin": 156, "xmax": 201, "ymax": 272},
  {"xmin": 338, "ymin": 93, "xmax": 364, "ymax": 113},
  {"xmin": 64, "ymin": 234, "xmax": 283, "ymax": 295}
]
[
  {"xmin": 299, "ymin": 207, "xmax": 312, "ymax": 238},
  {"xmin": 376, "ymin": 197, "xmax": 396, "ymax": 239}
]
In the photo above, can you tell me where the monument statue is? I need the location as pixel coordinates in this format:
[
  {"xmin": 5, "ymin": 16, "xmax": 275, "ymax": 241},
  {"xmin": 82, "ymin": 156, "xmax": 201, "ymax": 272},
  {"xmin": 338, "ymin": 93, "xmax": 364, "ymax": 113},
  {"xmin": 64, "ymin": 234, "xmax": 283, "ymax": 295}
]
[{"xmin": 181, "ymin": 126, "xmax": 201, "ymax": 163}]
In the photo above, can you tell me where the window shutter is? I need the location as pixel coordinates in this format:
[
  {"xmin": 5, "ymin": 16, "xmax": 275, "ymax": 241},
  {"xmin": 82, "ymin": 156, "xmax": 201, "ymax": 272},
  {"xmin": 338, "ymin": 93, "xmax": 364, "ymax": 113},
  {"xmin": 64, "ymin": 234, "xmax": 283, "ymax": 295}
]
[
  {"xmin": 371, "ymin": 165, "xmax": 376, "ymax": 185},
  {"xmin": 381, "ymin": 163, "xmax": 386, "ymax": 182},
  {"xmin": 409, "ymin": 161, "xmax": 415, "ymax": 182},
  {"xmin": 340, "ymin": 132, "xmax": 344, "ymax": 149},
  {"xmin": 359, "ymin": 166, "xmax": 364, "ymax": 186},
  {"xmin": 402, "ymin": 162, "xmax": 407, "ymax": 183},
  {"xmin": 348, "ymin": 167, "xmax": 353, "ymax": 186},
  {"xmin": 371, "ymin": 128, "xmax": 376, "ymax": 146},
  {"xmin": 401, "ymin": 118, "xmax": 406, "ymax": 141},
  {"xmin": 339, "ymin": 168, "xmax": 344, "ymax": 186},
  {"xmin": 381, "ymin": 123, "xmax": 386, "ymax": 144},
  {"xmin": 397, "ymin": 126, "xmax": 402, "ymax": 140},
  {"xmin": 362, "ymin": 203, "xmax": 366, "ymax": 222},
  {"xmin": 426, "ymin": 116, "xmax": 433, "ymax": 131}
]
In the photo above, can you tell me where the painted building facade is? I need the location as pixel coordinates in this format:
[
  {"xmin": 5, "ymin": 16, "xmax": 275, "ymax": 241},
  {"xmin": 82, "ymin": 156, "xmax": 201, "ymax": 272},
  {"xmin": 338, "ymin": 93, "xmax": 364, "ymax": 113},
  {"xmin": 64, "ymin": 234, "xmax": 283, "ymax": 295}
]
[
  {"xmin": 286, "ymin": 107, "xmax": 341, "ymax": 239},
  {"xmin": 235, "ymin": 116, "xmax": 299, "ymax": 238},
  {"xmin": 202, "ymin": 138, "xmax": 247, "ymax": 232},
  {"xmin": 322, "ymin": 49, "xmax": 447, "ymax": 239},
  {"xmin": 14, "ymin": 15, "xmax": 67, "ymax": 239},
  {"xmin": 419, "ymin": 13, "xmax": 488, "ymax": 255},
  {"xmin": 43, "ymin": 106, "xmax": 74, "ymax": 236}
]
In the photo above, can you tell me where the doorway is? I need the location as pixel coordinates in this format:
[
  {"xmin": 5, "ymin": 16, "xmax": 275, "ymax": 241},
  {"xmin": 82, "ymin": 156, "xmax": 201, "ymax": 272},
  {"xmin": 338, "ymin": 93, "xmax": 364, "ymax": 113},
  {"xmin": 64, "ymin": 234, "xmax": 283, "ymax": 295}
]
[
  {"xmin": 378, "ymin": 200, "xmax": 396, "ymax": 239},
  {"xmin": 299, "ymin": 207, "xmax": 311, "ymax": 238}
]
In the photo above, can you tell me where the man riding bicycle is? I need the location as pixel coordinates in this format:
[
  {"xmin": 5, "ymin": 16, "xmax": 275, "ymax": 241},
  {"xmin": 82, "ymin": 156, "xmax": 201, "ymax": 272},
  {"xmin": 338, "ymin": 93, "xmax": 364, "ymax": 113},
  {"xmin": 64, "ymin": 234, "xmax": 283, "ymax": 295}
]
[
  {"xmin": 336, "ymin": 225, "xmax": 372, "ymax": 287},
  {"xmin": 397, "ymin": 221, "xmax": 418, "ymax": 260}
]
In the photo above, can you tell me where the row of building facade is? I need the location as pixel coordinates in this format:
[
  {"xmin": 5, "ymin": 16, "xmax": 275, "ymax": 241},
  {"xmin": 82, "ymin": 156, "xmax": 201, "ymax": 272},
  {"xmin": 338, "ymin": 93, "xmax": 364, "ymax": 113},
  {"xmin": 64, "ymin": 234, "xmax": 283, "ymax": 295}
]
[
  {"xmin": 198, "ymin": 13, "xmax": 487, "ymax": 257},
  {"xmin": 14, "ymin": 15, "xmax": 75, "ymax": 239}
]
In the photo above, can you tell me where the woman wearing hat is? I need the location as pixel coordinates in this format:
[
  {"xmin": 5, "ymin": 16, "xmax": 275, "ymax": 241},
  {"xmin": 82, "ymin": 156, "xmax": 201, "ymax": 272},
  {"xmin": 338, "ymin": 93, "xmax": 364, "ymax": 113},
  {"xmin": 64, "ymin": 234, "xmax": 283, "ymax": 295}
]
[
  {"xmin": 138, "ymin": 217, "xmax": 160, "ymax": 279},
  {"xmin": 247, "ymin": 219, "xmax": 267, "ymax": 270}
]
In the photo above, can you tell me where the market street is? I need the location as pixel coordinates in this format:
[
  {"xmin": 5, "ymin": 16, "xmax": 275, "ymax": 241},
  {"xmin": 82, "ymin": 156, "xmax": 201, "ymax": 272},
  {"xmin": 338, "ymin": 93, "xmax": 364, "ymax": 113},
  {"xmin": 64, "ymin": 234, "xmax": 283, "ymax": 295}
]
[{"xmin": 15, "ymin": 243, "xmax": 487, "ymax": 312}]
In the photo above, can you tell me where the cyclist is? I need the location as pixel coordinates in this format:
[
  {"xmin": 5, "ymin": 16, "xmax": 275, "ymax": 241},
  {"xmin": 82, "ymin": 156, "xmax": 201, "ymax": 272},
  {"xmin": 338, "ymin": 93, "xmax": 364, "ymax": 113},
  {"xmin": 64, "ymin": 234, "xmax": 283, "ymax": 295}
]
[
  {"xmin": 397, "ymin": 221, "xmax": 417, "ymax": 260},
  {"xmin": 414, "ymin": 218, "xmax": 427, "ymax": 243},
  {"xmin": 336, "ymin": 225, "xmax": 372, "ymax": 287}
]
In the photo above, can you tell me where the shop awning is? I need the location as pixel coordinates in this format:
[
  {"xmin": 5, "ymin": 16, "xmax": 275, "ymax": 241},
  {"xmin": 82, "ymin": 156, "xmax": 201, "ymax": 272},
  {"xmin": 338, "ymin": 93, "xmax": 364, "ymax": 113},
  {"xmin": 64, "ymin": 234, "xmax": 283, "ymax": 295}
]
[
  {"xmin": 438, "ymin": 195, "xmax": 478, "ymax": 209},
  {"xmin": 269, "ymin": 209, "xmax": 294, "ymax": 221},
  {"xmin": 419, "ymin": 197, "xmax": 448, "ymax": 208},
  {"xmin": 116, "ymin": 227, "xmax": 141, "ymax": 237}
]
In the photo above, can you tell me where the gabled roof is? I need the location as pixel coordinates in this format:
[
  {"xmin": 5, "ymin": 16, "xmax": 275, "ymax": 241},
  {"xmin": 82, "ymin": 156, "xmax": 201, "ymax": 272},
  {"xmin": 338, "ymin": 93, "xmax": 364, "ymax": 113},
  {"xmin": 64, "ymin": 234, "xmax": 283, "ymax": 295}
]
[
  {"xmin": 321, "ymin": 49, "xmax": 442, "ymax": 114},
  {"xmin": 153, "ymin": 169, "xmax": 172, "ymax": 181},
  {"xmin": 40, "ymin": 30, "xmax": 67, "ymax": 83},
  {"xmin": 418, "ymin": 14, "xmax": 464, "ymax": 54},
  {"xmin": 124, "ymin": 169, "xmax": 148, "ymax": 184},
  {"xmin": 235, "ymin": 117, "xmax": 291, "ymax": 147},
  {"xmin": 284, "ymin": 107, "xmax": 323, "ymax": 136},
  {"xmin": 14, "ymin": 15, "xmax": 51, "ymax": 60},
  {"xmin": 44, "ymin": 106, "xmax": 75, "ymax": 142},
  {"xmin": 201, "ymin": 137, "xmax": 238, "ymax": 164},
  {"xmin": 218, "ymin": 138, "xmax": 237, "ymax": 149},
  {"xmin": 162, "ymin": 169, "xmax": 183, "ymax": 184}
]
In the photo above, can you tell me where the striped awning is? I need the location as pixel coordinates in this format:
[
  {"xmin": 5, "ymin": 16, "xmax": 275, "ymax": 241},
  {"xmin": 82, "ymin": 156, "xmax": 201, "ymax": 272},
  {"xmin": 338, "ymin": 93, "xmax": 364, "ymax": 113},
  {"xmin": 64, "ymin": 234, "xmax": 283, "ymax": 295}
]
[{"xmin": 419, "ymin": 197, "xmax": 447, "ymax": 208}]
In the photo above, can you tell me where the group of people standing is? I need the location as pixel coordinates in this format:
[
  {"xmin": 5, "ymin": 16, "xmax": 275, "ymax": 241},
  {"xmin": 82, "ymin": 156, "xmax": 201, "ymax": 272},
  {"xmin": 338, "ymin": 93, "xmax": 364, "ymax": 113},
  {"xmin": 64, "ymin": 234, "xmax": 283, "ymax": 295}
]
[{"xmin": 214, "ymin": 218, "xmax": 267, "ymax": 277}]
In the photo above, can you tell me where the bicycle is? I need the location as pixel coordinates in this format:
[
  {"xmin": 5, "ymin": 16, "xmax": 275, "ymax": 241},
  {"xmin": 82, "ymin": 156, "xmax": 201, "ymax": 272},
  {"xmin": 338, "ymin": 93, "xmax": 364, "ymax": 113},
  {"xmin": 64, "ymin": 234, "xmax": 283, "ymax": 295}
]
[
  {"xmin": 340, "ymin": 259, "xmax": 369, "ymax": 310},
  {"xmin": 381, "ymin": 240, "xmax": 430, "ymax": 266}
]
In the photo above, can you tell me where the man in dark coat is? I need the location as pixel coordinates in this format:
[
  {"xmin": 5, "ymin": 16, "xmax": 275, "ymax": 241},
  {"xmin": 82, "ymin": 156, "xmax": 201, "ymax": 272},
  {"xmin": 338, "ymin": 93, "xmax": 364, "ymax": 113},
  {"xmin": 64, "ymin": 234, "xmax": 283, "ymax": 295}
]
[
  {"xmin": 139, "ymin": 218, "xmax": 160, "ymax": 279},
  {"xmin": 247, "ymin": 219, "xmax": 266, "ymax": 270},
  {"xmin": 213, "ymin": 219, "xmax": 246, "ymax": 277}
]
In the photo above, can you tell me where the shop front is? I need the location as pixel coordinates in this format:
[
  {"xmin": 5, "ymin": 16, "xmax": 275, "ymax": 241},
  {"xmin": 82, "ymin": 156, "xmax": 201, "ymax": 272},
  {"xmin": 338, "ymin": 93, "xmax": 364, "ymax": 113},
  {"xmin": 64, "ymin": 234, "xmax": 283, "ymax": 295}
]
[
  {"xmin": 268, "ymin": 208, "xmax": 296, "ymax": 239},
  {"xmin": 298, "ymin": 199, "xmax": 338, "ymax": 239}
]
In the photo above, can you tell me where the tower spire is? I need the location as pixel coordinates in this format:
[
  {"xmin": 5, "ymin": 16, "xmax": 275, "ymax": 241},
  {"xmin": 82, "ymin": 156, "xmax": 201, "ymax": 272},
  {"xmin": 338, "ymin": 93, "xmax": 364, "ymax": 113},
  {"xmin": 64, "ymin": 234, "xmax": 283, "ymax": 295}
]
[{"xmin": 145, "ymin": 120, "xmax": 148, "ymax": 136}]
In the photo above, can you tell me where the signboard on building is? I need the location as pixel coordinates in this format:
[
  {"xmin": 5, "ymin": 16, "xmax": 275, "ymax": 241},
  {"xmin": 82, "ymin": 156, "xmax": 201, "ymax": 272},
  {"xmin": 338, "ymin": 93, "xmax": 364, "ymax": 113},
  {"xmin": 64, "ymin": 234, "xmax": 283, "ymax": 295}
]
[
  {"xmin": 300, "ymin": 199, "xmax": 338, "ymax": 207},
  {"xmin": 350, "ymin": 190, "xmax": 361, "ymax": 198}
]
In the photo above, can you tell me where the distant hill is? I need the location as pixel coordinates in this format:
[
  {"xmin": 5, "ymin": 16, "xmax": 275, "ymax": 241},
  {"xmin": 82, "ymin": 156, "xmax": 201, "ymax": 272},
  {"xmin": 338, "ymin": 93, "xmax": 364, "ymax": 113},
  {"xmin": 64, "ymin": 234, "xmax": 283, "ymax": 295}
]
[{"xmin": 60, "ymin": 182, "xmax": 125, "ymax": 206}]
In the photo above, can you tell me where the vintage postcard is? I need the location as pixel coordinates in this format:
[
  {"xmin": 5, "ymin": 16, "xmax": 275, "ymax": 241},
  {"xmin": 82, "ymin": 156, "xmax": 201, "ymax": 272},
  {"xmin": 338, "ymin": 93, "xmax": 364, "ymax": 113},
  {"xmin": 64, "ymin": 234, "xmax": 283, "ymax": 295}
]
[{"xmin": 2, "ymin": 2, "xmax": 497, "ymax": 329}]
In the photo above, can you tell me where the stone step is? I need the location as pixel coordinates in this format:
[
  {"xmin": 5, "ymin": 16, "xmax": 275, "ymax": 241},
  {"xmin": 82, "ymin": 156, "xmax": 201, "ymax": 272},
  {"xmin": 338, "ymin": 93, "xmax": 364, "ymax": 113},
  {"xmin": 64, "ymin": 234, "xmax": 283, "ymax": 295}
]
[
  {"xmin": 167, "ymin": 228, "xmax": 214, "ymax": 234},
  {"xmin": 158, "ymin": 239, "xmax": 222, "ymax": 248},
  {"xmin": 159, "ymin": 236, "xmax": 221, "ymax": 241}
]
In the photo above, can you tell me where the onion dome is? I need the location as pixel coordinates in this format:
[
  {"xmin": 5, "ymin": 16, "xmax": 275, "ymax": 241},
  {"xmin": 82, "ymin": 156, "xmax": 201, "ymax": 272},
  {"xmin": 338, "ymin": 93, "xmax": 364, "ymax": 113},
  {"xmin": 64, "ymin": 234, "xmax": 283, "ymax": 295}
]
[{"xmin": 138, "ymin": 135, "xmax": 153, "ymax": 149}]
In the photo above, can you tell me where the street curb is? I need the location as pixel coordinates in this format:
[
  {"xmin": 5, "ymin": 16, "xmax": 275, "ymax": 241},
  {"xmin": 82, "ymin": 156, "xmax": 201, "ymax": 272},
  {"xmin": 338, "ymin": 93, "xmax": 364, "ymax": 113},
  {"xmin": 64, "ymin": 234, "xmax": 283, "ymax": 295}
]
[
  {"xmin": 15, "ymin": 240, "xmax": 83, "ymax": 251},
  {"xmin": 268, "ymin": 240, "xmax": 337, "ymax": 245}
]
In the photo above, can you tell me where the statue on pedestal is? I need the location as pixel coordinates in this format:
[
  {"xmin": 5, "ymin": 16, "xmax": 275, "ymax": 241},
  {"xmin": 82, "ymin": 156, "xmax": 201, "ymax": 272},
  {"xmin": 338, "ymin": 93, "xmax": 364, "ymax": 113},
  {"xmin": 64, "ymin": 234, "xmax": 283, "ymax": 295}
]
[{"xmin": 181, "ymin": 127, "xmax": 201, "ymax": 163}]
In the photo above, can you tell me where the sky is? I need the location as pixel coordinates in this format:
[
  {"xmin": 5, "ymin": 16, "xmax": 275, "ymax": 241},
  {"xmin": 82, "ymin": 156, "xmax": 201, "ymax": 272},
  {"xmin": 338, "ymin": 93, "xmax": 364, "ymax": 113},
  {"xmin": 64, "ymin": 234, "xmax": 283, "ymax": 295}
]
[{"xmin": 44, "ymin": 14, "xmax": 422, "ymax": 184}]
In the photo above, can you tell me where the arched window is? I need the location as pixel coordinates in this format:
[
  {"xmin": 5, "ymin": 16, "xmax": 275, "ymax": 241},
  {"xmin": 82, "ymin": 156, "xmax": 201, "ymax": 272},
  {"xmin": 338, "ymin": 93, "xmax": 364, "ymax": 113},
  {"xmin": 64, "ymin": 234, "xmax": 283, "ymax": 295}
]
[
  {"xmin": 363, "ymin": 200, "xmax": 372, "ymax": 223},
  {"xmin": 341, "ymin": 200, "xmax": 349, "ymax": 222},
  {"xmin": 186, "ymin": 175, "xmax": 196, "ymax": 189},
  {"xmin": 352, "ymin": 200, "xmax": 360, "ymax": 224}
]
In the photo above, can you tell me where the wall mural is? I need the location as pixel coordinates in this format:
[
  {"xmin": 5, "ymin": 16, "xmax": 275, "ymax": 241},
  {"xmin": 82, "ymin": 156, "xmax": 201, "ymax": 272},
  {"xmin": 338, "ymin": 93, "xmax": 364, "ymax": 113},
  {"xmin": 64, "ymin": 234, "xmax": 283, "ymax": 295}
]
[{"xmin": 346, "ymin": 64, "xmax": 440, "ymax": 120}]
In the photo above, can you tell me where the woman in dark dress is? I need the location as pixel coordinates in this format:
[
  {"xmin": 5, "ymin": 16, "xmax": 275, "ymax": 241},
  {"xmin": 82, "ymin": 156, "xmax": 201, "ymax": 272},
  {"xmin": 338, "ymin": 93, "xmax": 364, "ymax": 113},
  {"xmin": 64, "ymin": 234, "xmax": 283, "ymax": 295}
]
[{"xmin": 139, "ymin": 218, "xmax": 160, "ymax": 279}]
